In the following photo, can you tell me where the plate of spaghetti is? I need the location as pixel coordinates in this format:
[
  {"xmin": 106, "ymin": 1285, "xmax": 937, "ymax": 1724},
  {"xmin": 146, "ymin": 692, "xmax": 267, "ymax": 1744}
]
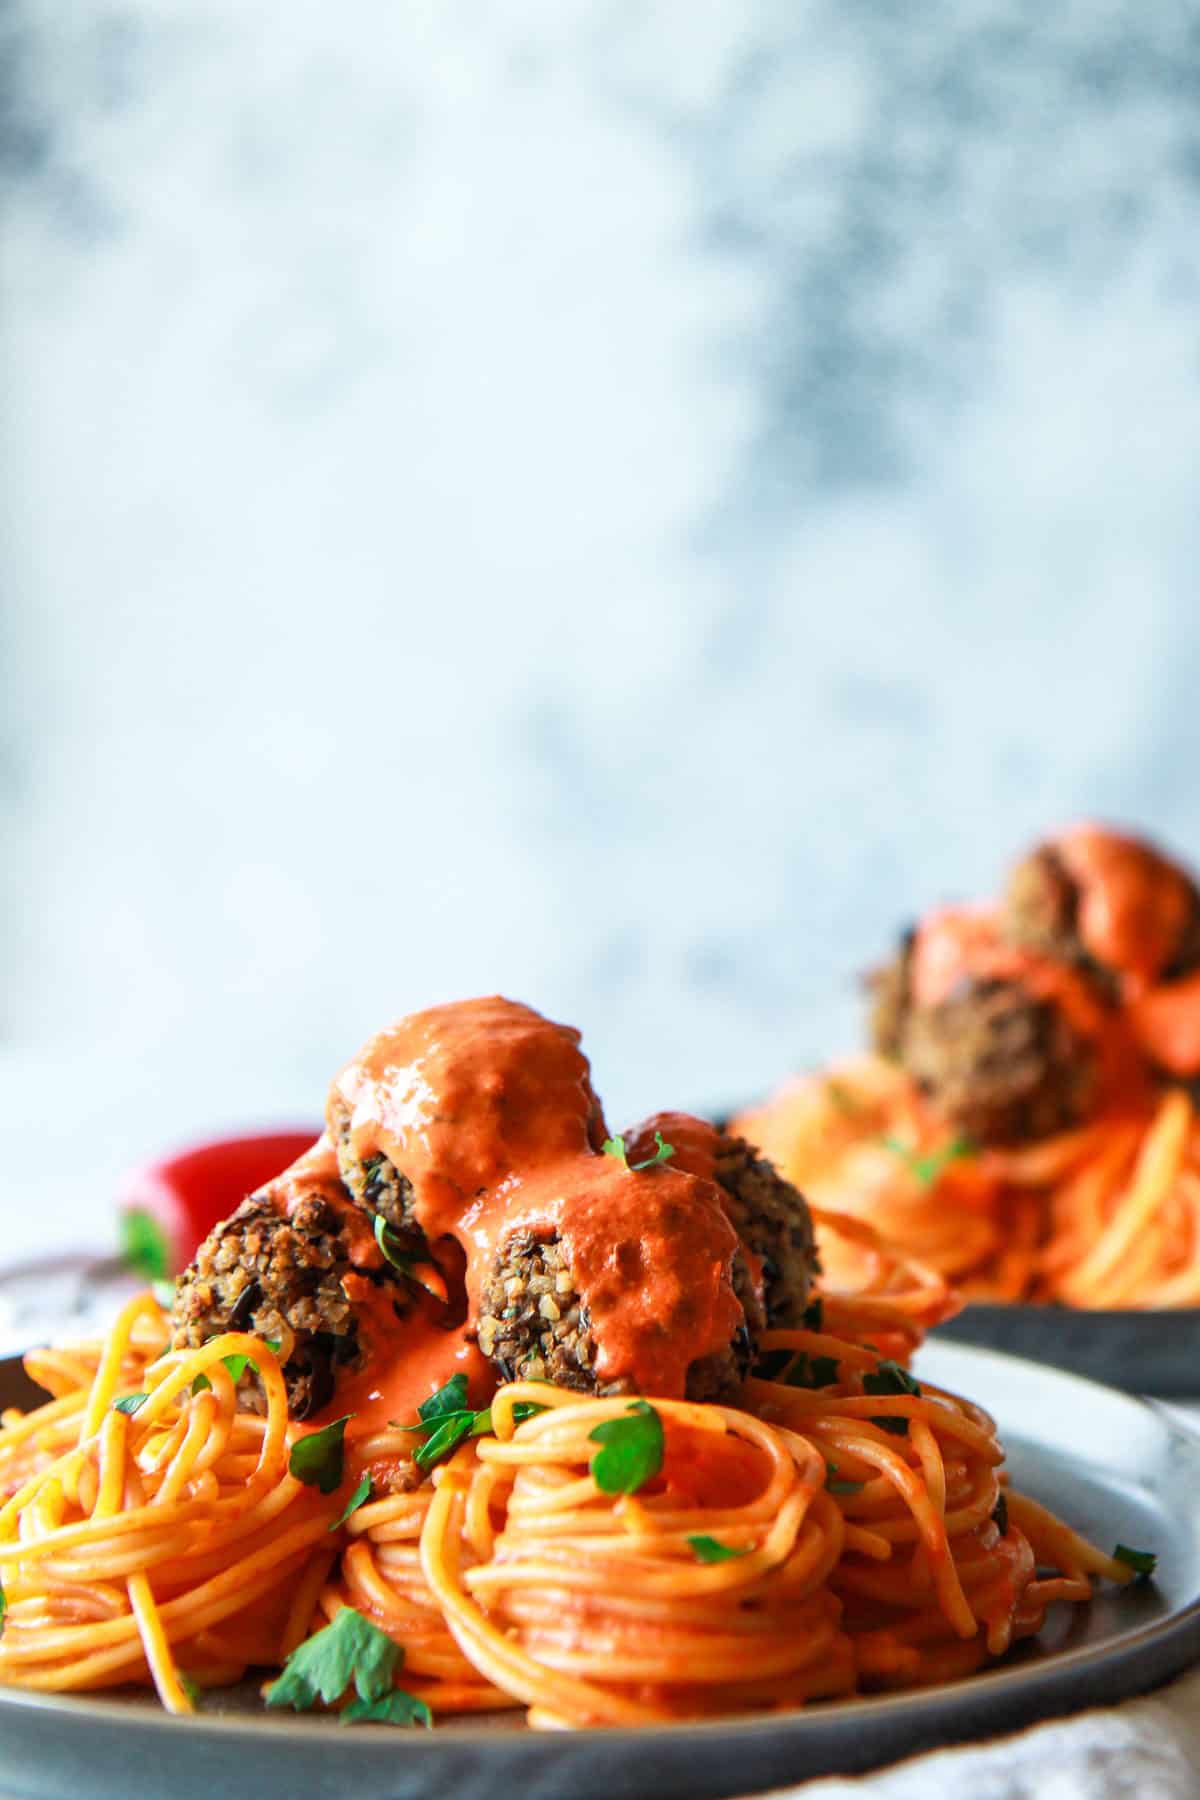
[
  {"xmin": 1, "ymin": 996, "xmax": 1197, "ymax": 1800},
  {"xmin": 735, "ymin": 826, "xmax": 1200, "ymax": 1384}
]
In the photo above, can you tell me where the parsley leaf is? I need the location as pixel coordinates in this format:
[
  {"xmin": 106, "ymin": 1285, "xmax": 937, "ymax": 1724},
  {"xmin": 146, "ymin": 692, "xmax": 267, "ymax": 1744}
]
[
  {"xmin": 687, "ymin": 1534, "xmax": 749, "ymax": 1563},
  {"xmin": 785, "ymin": 1353, "xmax": 840, "ymax": 1390},
  {"xmin": 601, "ymin": 1133, "xmax": 675, "ymax": 1173},
  {"xmin": 862, "ymin": 1361, "xmax": 920, "ymax": 1436},
  {"xmin": 588, "ymin": 1399, "xmax": 664, "ymax": 1495},
  {"xmin": 289, "ymin": 1416, "xmax": 352, "ymax": 1494},
  {"xmin": 178, "ymin": 1672, "xmax": 203, "ymax": 1709},
  {"xmin": 120, "ymin": 1209, "xmax": 172, "ymax": 1282},
  {"xmin": 330, "ymin": 1474, "xmax": 372, "ymax": 1531},
  {"xmin": 991, "ymin": 1494, "xmax": 1009, "ymax": 1537},
  {"xmin": 413, "ymin": 1411, "xmax": 475, "ymax": 1470},
  {"xmin": 342, "ymin": 1689, "xmax": 432, "ymax": 1728},
  {"xmin": 113, "ymin": 1392, "xmax": 148, "ymax": 1415},
  {"xmin": 265, "ymin": 1610, "xmax": 402, "ymax": 1712},
  {"xmin": 192, "ymin": 1338, "xmax": 283, "ymax": 1394},
  {"xmin": 880, "ymin": 1134, "xmax": 975, "ymax": 1189},
  {"xmin": 373, "ymin": 1213, "xmax": 416, "ymax": 1275},
  {"xmin": 825, "ymin": 1459, "xmax": 865, "ymax": 1497},
  {"xmin": 512, "ymin": 1400, "xmax": 549, "ymax": 1425},
  {"xmin": 1114, "ymin": 1543, "xmax": 1157, "ymax": 1579},
  {"xmin": 419, "ymin": 1374, "xmax": 469, "ymax": 1423}
]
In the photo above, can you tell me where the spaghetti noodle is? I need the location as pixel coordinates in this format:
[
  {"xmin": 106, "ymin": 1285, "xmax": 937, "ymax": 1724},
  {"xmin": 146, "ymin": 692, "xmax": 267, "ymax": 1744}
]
[
  {"xmin": 735, "ymin": 1058, "xmax": 1200, "ymax": 1307},
  {"xmin": 0, "ymin": 1258, "xmax": 1132, "ymax": 1726}
]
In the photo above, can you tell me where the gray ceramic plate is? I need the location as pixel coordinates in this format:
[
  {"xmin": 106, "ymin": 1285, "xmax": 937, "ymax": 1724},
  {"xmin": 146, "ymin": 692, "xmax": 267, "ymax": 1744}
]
[{"xmin": 2, "ymin": 1342, "xmax": 1199, "ymax": 1800}]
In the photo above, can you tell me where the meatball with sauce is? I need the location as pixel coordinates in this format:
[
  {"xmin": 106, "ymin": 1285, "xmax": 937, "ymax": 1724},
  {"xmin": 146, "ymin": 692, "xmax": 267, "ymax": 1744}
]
[
  {"xmin": 475, "ymin": 1225, "xmax": 753, "ymax": 1402},
  {"xmin": 867, "ymin": 914, "xmax": 1101, "ymax": 1145},
  {"xmin": 172, "ymin": 1144, "xmax": 416, "ymax": 1419},
  {"xmin": 711, "ymin": 1131, "xmax": 820, "ymax": 1328}
]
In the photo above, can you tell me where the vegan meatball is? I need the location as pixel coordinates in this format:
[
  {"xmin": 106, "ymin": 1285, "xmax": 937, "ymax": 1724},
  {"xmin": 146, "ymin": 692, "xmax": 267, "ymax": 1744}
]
[
  {"xmin": 900, "ymin": 973, "xmax": 1097, "ymax": 1144},
  {"xmin": 173, "ymin": 1151, "xmax": 416, "ymax": 1418},
  {"xmin": 475, "ymin": 1226, "xmax": 753, "ymax": 1403},
  {"xmin": 712, "ymin": 1132, "xmax": 820, "ymax": 1328},
  {"xmin": 1004, "ymin": 827, "xmax": 1200, "ymax": 995}
]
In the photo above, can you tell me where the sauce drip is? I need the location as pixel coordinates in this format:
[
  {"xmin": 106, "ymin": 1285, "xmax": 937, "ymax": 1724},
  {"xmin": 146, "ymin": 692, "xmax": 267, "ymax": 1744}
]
[{"xmin": 322, "ymin": 998, "xmax": 744, "ymax": 1419}]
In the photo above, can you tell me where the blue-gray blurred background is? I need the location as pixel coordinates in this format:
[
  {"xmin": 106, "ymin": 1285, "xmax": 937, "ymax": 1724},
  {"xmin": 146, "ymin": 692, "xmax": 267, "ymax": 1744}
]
[{"xmin": 4, "ymin": 1, "xmax": 1200, "ymax": 1259}]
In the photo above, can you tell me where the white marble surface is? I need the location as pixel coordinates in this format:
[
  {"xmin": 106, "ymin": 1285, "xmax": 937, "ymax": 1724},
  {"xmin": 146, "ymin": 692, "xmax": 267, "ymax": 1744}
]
[{"xmin": 3, "ymin": 1, "xmax": 1200, "ymax": 1259}]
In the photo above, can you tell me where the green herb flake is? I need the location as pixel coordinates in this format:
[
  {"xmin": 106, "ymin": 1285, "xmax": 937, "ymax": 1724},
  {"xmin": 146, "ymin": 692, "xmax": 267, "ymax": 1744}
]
[
  {"xmin": 687, "ymin": 1534, "xmax": 750, "ymax": 1564},
  {"xmin": 341, "ymin": 1689, "xmax": 432, "ymax": 1728},
  {"xmin": 289, "ymin": 1416, "xmax": 353, "ymax": 1494},
  {"xmin": 860, "ymin": 1362, "xmax": 921, "ymax": 1437},
  {"xmin": 113, "ymin": 1392, "xmax": 149, "ymax": 1415},
  {"xmin": 330, "ymin": 1474, "xmax": 373, "ymax": 1532},
  {"xmin": 412, "ymin": 1410, "xmax": 476, "ymax": 1470},
  {"xmin": 825, "ymin": 1459, "xmax": 865, "ymax": 1497},
  {"xmin": 373, "ymin": 1213, "xmax": 416, "ymax": 1275},
  {"xmin": 785, "ymin": 1353, "xmax": 840, "ymax": 1391},
  {"xmin": 419, "ymin": 1374, "xmax": 469, "ymax": 1423},
  {"xmin": 265, "ymin": 1609, "xmax": 403, "ymax": 1713},
  {"xmin": 178, "ymin": 1673, "xmax": 203, "ymax": 1709},
  {"xmin": 120, "ymin": 1209, "xmax": 172, "ymax": 1283},
  {"xmin": 512, "ymin": 1400, "xmax": 549, "ymax": 1425},
  {"xmin": 1114, "ymin": 1543, "xmax": 1157, "ymax": 1579},
  {"xmin": 602, "ymin": 1132, "xmax": 676, "ymax": 1173},
  {"xmin": 196, "ymin": 1339, "xmax": 283, "ymax": 1395},
  {"xmin": 879, "ymin": 1133, "xmax": 976, "ymax": 1189},
  {"xmin": 588, "ymin": 1399, "xmax": 664, "ymax": 1495}
]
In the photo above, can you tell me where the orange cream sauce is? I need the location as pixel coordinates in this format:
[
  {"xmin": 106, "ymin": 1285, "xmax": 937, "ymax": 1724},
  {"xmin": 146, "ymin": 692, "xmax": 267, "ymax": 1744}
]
[
  {"xmin": 320, "ymin": 998, "xmax": 743, "ymax": 1423},
  {"xmin": 1054, "ymin": 825, "xmax": 1193, "ymax": 992},
  {"xmin": 910, "ymin": 906, "xmax": 1112, "ymax": 1046}
]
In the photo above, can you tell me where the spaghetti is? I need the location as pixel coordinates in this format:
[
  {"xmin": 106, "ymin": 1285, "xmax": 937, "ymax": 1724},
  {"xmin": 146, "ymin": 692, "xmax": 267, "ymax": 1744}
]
[
  {"xmin": 735, "ymin": 1058, "xmax": 1200, "ymax": 1307},
  {"xmin": 0, "ymin": 1260, "xmax": 1132, "ymax": 1726}
]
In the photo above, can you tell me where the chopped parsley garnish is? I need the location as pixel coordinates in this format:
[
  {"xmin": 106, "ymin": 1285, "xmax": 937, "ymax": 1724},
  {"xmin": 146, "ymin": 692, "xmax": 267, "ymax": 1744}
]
[
  {"xmin": 687, "ymin": 1534, "xmax": 750, "ymax": 1563},
  {"xmin": 602, "ymin": 1132, "xmax": 676, "ymax": 1173},
  {"xmin": 194, "ymin": 1339, "xmax": 283, "ymax": 1394},
  {"xmin": 420, "ymin": 1374, "xmax": 469, "ymax": 1422},
  {"xmin": 784, "ymin": 1353, "xmax": 840, "ymax": 1391},
  {"xmin": 879, "ymin": 1134, "xmax": 975, "ymax": 1189},
  {"xmin": 330, "ymin": 1474, "xmax": 373, "ymax": 1531},
  {"xmin": 413, "ymin": 1411, "xmax": 476, "ymax": 1470},
  {"xmin": 120, "ymin": 1209, "xmax": 172, "ymax": 1283},
  {"xmin": 825, "ymin": 1460, "xmax": 865, "ymax": 1497},
  {"xmin": 373, "ymin": 1212, "xmax": 416, "ymax": 1275},
  {"xmin": 342, "ymin": 1689, "xmax": 432, "ymax": 1728},
  {"xmin": 392, "ymin": 1374, "xmax": 539, "ymax": 1471},
  {"xmin": 588, "ymin": 1399, "xmax": 664, "ymax": 1495},
  {"xmin": 112, "ymin": 1392, "xmax": 148, "ymax": 1415},
  {"xmin": 289, "ymin": 1416, "xmax": 352, "ymax": 1494},
  {"xmin": 991, "ymin": 1494, "xmax": 1009, "ymax": 1537},
  {"xmin": 178, "ymin": 1673, "xmax": 203, "ymax": 1709},
  {"xmin": 1113, "ymin": 1543, "xmax": 1157, "ymax": 1579},
  {"xmin": 862, "ymin": 1360, "xmax": 921, "ymax": 1436},
  {"xmin": 801, "ymin": 1297, "xmax": 824, "ymax": 1332},
  {"xmin": 265, "ymin": 1610, "xmax": 430, "ymax": 1727}
]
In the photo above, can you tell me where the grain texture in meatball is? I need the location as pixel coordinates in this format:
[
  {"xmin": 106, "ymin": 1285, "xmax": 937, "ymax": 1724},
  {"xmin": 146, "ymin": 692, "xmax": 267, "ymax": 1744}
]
[
  {"xmin": 173, "ymin": 1188, "xmax": 412, "ymax": 1419},
  {"xmin": 712, "ymin": 1132, "xmax": 820, "ymax": 1328},
  {"xmin": 475, "ymin": 1227, "xmax": 752, "ymax": 1402},
  {"xmin": 900, "ymin": 974, "xmax": 1097, "ymax": 1144}
]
